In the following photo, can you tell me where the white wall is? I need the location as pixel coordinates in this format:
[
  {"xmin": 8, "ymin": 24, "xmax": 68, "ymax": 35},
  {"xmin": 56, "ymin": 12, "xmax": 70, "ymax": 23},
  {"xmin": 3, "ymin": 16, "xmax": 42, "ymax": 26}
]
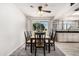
[
  {"xmin": 0, "ymin": 3, "xmax": 27, "ymax": 55},
  {"xmin": 27, "ymin": 18, "xmax": 32, "ymax": 31}
]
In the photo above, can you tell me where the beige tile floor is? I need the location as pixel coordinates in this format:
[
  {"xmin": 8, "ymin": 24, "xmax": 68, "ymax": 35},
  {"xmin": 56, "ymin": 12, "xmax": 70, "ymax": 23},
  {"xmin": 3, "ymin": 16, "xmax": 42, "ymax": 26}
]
[{"xmin": 56, "ymin": 42, "xmax": 79, "ymax": 56}]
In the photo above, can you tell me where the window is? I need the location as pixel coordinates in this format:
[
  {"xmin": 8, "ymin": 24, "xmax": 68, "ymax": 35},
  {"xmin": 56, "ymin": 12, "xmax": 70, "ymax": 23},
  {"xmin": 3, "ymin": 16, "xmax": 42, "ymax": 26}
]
[
  {"xmin": 56, "ymin": 20, "xmax": 78, "ymax": 30},
  {"xmin": 32, "ymin": 20, "xmax": 48, "ymax": 35}
]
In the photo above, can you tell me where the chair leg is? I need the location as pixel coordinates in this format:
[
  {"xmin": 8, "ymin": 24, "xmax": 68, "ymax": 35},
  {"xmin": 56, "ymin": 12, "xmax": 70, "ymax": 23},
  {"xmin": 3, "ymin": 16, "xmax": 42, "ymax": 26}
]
[
  {"xmin": 35, "ymin": 48, "xmax": 37, "ymax": 56},
  {"xmin": 51, "ymin": 44, "xmax": 53, "ymax": 46},
  {"xmin": 54, "ymin": 44, "xmax": 55, "ymax": 51},
  {"xmin": 31, "ymin": 39, "xmax": 32, "ymax": 53},
  {"xmin": 46, "ymin": 44, "xmax": 47, "ymax": 50},
  {"xmin": 25, "ymin": 47, "xmax": 26, "ymax": 50},
  {"xmin": 43, "ymin": 47, "xmax": 45, "ymax": 56},
  {"xmin": 32, "ymin": 44, "xmax": 35, "ymax": 50},
  {"xmin": 31, "ymin": 44, "xmax": 33, "ymax": 53},
  {"xmin": 48, "ymin": 44, "xmax": 50, "ymax": 53},
  {"xmin": 25, "ymin": 44, "xmax": 27, "ymax": 50}
]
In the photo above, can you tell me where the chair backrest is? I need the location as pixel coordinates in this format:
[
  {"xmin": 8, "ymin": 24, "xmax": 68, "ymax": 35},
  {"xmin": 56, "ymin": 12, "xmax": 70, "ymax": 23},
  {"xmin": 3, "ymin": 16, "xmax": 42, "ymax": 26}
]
[
  {"xmin": 24, "ymin": 31, "xmax": 31, "ymax": 42},
  {"xmin": 49, "ymin": 30, "xmax": 56, "ymax": 44},
  {"xmin": 27, "ymin": 31, "xmax": 30, "ymax": 37},
  {"xmin": 51, "ymin": 31, "xmax": 53, "ymax": 39},
  {"xmin": 29, "ymin": 31, "xmax": 32, "ymax": 36},
  {"xmin": 35, "ymin": 32, "xmax": 46, "ymax": 45},
  {"xmin": 26, "ymin": 31, "xmax": 32, "ymax": 38},
  {"xmin": 24, "ymin": 31, "xmax": 27, "ymax": 43},
  {"xmin": 49, "ymin": 32, "xmax": 52, "ymax": 37},
  {"xmin": 53, "ymin": 31, "xmax": 56, "ymax": 43}
]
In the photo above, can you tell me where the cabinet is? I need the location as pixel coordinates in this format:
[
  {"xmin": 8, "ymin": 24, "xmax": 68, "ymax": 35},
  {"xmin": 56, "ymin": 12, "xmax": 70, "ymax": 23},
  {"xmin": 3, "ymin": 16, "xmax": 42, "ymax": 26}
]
[{"xmin": 57, "ymin": 32, "xmax": 79, "ymax": 42}]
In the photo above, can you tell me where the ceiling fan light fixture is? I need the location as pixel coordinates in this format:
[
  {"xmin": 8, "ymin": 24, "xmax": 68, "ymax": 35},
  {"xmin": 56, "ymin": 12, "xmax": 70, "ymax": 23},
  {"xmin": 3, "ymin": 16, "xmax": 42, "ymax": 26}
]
[{"xmin": 38, "ymin": 11, "xmax": 43, "ymax": 16}]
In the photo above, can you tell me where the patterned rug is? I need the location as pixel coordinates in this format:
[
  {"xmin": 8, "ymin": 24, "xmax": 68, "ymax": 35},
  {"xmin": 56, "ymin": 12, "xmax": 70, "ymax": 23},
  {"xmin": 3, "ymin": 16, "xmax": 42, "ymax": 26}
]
[{"xmin": 10, "ymin": 44, "xmax": 65, "ymax": 56}]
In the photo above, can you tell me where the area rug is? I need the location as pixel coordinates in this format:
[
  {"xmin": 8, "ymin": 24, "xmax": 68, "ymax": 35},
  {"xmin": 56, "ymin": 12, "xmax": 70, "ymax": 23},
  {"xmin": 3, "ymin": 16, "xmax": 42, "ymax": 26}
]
[{"xmin": 10, "ymin": 44, "xmax": 65, "ymax": 56}]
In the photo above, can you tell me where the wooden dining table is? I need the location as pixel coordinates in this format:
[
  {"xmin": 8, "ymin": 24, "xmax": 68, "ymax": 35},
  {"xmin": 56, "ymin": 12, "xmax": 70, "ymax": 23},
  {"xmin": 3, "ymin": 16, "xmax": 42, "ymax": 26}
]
[{"xmin": 30, "ymin": 35, "xmax": 51, "ymax": 53}]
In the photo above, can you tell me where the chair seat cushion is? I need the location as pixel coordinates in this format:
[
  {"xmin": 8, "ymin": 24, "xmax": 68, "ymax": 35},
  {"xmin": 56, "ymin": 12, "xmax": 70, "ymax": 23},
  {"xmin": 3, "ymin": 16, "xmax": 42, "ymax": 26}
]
[
  {"xmin": 27, "ymin": 40, "xmax": 35, "ymax": 43},
  {"xmin": 45, "ymin": 40, "xmax": 53, "ymax": 43},
  {"xmin": 36, "ymin": 44, "xmax": 44, "ymax": 48}
]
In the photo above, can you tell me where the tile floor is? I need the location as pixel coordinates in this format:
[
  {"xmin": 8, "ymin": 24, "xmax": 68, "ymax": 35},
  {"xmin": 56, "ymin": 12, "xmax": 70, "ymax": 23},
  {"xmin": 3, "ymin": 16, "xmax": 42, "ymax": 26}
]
[{"xmin": 56, "ymin": 42, "xmax": 79, "ymax": 56}]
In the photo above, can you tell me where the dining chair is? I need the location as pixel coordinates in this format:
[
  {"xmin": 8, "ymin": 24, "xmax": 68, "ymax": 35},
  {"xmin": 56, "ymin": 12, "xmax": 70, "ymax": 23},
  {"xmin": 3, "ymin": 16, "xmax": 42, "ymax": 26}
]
[
  {"xmin": 34, "ymin": 32, "xmax": 46, "ymax": 56},
  {"xmin": 50, "ymin": 30, "xmax": 56, "ymax": 51},
  {"xmin": 45, "ymin": 30, "xmax": 56, "ymax": 53},
  {"xmin": 24, "ymin": 31, "xmax": 31, "ymax": 50}
]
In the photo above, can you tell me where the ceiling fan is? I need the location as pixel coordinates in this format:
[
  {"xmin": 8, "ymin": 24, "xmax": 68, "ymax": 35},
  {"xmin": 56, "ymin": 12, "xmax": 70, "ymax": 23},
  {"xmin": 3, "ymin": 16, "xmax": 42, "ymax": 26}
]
[
  {"xmin": 38, "ymin": 6, "xmax": 51, "ymax": 13},
  {"xmin": 30, "ymin": 4, "xmax": 51, "ymax": 13}
]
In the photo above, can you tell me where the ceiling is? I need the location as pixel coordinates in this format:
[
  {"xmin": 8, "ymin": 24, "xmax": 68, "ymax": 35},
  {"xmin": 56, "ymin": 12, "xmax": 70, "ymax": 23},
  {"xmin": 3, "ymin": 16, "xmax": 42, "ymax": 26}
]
[{"xmin": 15, "ymin": 3, "xmax": 79, "ymax": 19}]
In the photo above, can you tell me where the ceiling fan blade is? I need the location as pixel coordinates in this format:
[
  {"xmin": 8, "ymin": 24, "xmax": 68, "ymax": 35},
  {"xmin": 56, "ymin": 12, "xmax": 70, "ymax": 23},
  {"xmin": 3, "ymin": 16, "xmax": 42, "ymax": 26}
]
[{"xmin": 42, "ymin": 10, "xmax": 51, "ymax": 13}]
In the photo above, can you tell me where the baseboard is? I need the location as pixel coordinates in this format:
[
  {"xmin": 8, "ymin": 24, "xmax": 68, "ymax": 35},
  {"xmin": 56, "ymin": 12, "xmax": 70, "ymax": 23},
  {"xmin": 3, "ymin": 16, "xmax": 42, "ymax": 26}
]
[{"xmin": 7, "ymin": 42, "xmax": 25, "ymax": 56}]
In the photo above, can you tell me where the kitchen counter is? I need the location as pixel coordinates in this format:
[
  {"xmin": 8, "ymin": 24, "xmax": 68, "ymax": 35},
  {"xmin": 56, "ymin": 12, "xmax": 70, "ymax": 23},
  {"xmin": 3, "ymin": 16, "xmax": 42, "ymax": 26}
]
[{"xmin": 56, "ymin": 30, "xmax": 79, "ymax": 42}]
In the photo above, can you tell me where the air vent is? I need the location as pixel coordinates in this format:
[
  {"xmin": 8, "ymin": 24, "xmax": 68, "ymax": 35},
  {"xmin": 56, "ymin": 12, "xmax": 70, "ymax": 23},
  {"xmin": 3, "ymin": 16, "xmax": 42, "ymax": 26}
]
[{"xmin": 75, "ymin": 8, "xmax": 79, "ymax": 11}]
